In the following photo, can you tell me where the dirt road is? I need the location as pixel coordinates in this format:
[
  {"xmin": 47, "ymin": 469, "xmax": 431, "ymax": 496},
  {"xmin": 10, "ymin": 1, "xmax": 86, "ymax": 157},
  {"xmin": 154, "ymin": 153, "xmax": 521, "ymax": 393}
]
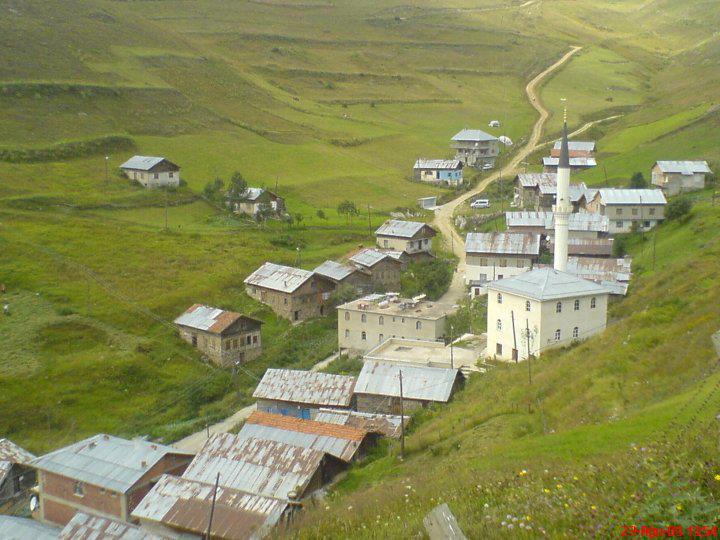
[{"xmin": 435, "ymin": 46, "xmax": 582, "ymax": 304}]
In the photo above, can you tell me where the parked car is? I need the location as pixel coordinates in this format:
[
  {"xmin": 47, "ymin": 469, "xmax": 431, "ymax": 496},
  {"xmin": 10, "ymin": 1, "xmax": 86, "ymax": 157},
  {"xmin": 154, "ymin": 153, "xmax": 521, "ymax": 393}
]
[
  {"xmin": 471, "ymin": 199, "xmax": 490, "ymax": 209},
  {"xmin": 482, "ymin": 163, "xmax": 493, "ymax": 170},
  {"xmin": 488, "ymin": 120, "xmax": 500, "ymax": 127}
]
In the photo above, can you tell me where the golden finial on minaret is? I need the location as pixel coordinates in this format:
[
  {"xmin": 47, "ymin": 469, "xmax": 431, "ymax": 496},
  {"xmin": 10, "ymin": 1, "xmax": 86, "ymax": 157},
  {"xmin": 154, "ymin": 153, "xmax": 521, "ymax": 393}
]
[{"xmin": 561, "ymin": 97, "xmax": 567, "ymax": 123}]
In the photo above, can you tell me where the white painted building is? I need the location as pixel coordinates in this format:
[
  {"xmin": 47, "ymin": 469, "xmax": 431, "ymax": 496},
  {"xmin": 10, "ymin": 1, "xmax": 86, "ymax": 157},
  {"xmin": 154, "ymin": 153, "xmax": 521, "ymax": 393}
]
[
  {"xmin": 375, "ymin": 220, "xmax": 437, "ymax": 255},
  {"xmin": 119, "ymin": 156, "xmax": 180, "ymax": 188},
  {"xmin": 465, "ymin": 232, "xmax": 541, "ymax": 285}
]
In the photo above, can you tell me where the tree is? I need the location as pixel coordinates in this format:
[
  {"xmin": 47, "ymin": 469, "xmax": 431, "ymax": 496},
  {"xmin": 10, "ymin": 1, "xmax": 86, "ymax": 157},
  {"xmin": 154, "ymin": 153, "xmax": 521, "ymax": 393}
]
[
  {"xmin": 316, "ymin": 209, "xmax": 327, "ymax": 220},
  {"xmin": 337, "ymin": 200, "xmax": 359, "ymax": 224},
  {"xmin": 666, "ymin": 197, "xmax": 692, "ymax": 220},
  {"xmin": 629, "ymin": 172, "xmax": 647, "ymax": 188},
  {"xmin": 294, "ymin": 213, "xmax": 304, "ymax": 227},
  {"xmin": 203, "ymin": 177, "xmax": 224, "ymax": 201},
  {"xmin": 256, "ymin": 201, "xmax": 274, "ymax": 223},
  {"xmin": 226, "ymin": 172, "xmax": 248, "ymax": 209}
]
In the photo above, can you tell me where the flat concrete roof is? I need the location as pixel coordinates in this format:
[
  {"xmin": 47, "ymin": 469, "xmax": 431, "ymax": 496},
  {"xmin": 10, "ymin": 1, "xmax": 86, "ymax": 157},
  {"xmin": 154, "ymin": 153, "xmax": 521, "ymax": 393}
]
[
  {"xmin": 363, "ymin": 336, "xmax": 483, "ymax": 373},
  {"xmin": 337, "ymin": 294, "xmax": 452, "ymax": 320}
]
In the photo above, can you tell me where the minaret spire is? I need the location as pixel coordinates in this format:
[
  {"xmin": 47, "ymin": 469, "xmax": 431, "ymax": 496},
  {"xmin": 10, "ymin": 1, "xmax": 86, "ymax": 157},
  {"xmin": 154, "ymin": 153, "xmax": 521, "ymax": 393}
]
[{"xmin": 553, "ymin": 99, "xmax": 572, "ymax": 272}]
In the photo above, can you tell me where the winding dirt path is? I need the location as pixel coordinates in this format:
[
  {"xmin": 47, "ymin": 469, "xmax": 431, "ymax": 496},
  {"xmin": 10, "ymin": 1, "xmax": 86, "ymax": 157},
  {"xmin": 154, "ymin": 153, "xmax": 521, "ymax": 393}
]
[{"xmin": 435, "ymin": 46, "xmax": 582, "ymax": 304}]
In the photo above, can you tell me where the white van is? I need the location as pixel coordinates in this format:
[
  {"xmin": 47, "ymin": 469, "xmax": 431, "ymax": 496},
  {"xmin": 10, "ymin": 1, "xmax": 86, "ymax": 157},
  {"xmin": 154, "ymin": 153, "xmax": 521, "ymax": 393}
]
[{"xmin": 470, "ymin": 199, "xmax": 490, "ymax": 209}]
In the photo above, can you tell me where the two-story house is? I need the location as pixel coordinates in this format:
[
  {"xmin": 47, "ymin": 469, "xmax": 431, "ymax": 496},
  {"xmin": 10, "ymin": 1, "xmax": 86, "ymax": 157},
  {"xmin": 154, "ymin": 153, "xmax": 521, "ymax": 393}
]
[
  {"xmin": 585, "ymin": 188, "xmax": 667, "ymax": 233},
  {"xmin": 374, "ymin": 220, "xmax": 437, "ymax": 257},
  {"xmin": 450, "ymin": 129, "xmax": 500, "ymax": 168},
  {"xmin": 465, "ymin": 232, "xmax": 541, "ymax": 287}
]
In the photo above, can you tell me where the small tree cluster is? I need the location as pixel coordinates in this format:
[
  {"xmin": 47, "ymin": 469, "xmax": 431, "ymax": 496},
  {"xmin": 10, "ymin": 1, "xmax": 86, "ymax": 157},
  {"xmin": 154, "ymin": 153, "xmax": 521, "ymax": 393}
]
[
  {"xmin": 337, "ymin": 200, "xmax": 359, "ymax": 223},
  {"xmin": 666, "ymin": 197, "xmax": 692, "ymax": 220},
  {"xmin": 628, "ymin": 172, "xmax": 648, "ymax": 188}
]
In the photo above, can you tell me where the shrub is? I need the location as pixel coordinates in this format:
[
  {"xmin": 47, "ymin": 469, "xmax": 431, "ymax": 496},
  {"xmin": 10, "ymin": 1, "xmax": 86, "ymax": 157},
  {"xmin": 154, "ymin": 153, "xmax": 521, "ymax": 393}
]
[
  {"xmin": 400, "ymin": 258, "xmax": 454, "ymax": 300},
  {"xmin": 666, "ymin": 197, "xmax": 692, "ymax": 220}
]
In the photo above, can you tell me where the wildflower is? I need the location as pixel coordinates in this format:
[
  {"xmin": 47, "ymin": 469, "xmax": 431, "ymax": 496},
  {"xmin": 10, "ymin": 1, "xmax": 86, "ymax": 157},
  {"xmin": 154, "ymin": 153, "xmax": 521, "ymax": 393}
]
[
  {"xmin": 564, "ymin": 503, "xmax": 569, "ymax": 508},
  {"xmin": 526, "ymin": 516, "xmax": 532, "ymax": 521},
  {"xmin": 556, "ymin": 484, "xmax": 563, "ymax": 489},
  {"xmin": 543, "ymin": 488, "xmax": 551, "ymax": 494},
  {"xmin": 573, "ymin": 476, "xmax": 579, "ymax": 481},
  {"xmin": 507, "ymin": 524, "xmax": 514, "ymax": 530},
  {"xmin": 501, "ymin": 521, "xmax": 507, "ymax": 527},
  {"xmin": 520, "ymin": 522, "xmax": 526, "ymax": 528},
  {"xmin": 483, "ymin": 503, "xmax": 489, "ymax": 508},
  {"xmin": 506, "ymin": 514, "xmax": 512, "ymax": 520},
  {"xmin": 590, "ymin": 505, "xmax": 597, "ymax": 511},
  {"xmin": 714, "ymin": 474, "xmax": 720, "ymax": 482},
  {"xmin": 519, "ymin": 469, "xmax": 528, "ymax": 477},
  {"xmin": 676, "ymin": 504, "xmax": 683, "ymax": 511},
  {"xmin": 347, "ymin": 506, "xmax": 353, "ymax": 510},
  {"xmin": 325, "ymin": 506, "xmax": 330, "ymax": 510}
]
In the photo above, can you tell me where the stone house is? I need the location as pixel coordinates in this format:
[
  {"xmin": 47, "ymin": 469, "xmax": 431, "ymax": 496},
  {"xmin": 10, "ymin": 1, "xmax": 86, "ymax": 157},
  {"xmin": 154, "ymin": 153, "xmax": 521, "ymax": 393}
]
[
  {"xmin": 253, "ymin": 369, "xmax": 356, "ymax": 419},
  {"xmin": 174, "ymin": 304, "xmax": 263, "ymax": 367},
  {"xmin": 0, "ymin": 439, "xmax": 36, "ymax": 504},
  {"xmin": 313, "ymin": 260, "xmax": 370, "ymax": 295},
  {"xmin": 413, "ymin": 159, "xmax": 463, "ymax": 186},
  {"xmin": 550, "ymin": 140, "xmax": 596, "ymax": 158},
  {"xmin": 230, "ymin": 187, "xmax": 285, "ymax": 217},
  {"xmin": 505, "ymin": 211, "xmax": 610, "ymax": 239},
  {"xmin": 486, "ymin": 268, "xmax": 609, "ymax": 361},
  {"xmin": 465, "ymin": 232, "xmax": 541, "ymax": 285},
  {"xmin": 375, "ymin": 220, "xmax": 437, "ymax": 256},
  {"xmin": 31, "ymin": 434, "xmax": 193, "ymax": 527},
  {"xmin": 451, "ymin": 129, "xmax": 500, "ymax": 168},
  {"xmin": 337, "ymin": 293, "xmax": 449, "ymax": 354},
  {"xmin": 347, "ymin": 249, "xmax": 405, "ymax": 292},
  {"xmin": 514, "ymin": 173, "xmax": 588, "ymax": 211},
  {"xmin": 119, "ymin": 156, "xmax": 180, "ymax": 188},
  {"xmin": 354, "ymin": 361, "xmax": 464, "ymax": 415},
  {"xmin": 651, "ymin": 161, "xmax": 712, "ymax": 196},
  {"xmin": 244, "ymin": 262, "xmax": 335, "ymax": 322},
  {"xmin": 585, "ymin": 188, "xmax": 667, "ymax": 233}
]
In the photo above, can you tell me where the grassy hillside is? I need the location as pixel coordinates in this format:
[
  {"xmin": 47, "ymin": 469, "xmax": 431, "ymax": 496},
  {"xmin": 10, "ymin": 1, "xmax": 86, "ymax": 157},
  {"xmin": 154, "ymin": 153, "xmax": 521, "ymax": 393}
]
[{"xmin": 288, "ymin": 191, "xmax": 720, "ymax": 538}]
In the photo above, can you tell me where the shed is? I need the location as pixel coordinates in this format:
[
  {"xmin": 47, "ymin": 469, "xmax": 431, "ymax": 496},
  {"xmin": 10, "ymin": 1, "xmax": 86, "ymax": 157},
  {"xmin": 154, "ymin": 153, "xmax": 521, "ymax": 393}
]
[{"xmin": 0, "ymin": 438, "xmax": 36, "ymax": 503}]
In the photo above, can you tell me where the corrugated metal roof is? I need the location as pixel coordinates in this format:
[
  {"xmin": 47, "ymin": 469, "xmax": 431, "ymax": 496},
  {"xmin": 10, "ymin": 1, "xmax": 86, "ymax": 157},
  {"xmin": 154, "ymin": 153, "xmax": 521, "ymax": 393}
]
[
  {"xmin": 465, "ymin": 232, "xmax": 541, "ymax": 255},
  {"xmin": 244, "ymin": 262, "xmax": 314, "ymax": 293},
  {"xmin": 253, "ymin": 369, "xmax": 355, "ymax": 408},
  {"xmin": 0, "ymin": 438, "xmax": 35, "ymax": 464},
  {"xmin": 348, "ymin": 248, "xmax": 402, "ymax": 269},
  {"xmin": 536, "ymin": 258, "xmax": 631, "ymax": 295},
  {"xmin": 375, "ymin": 220, "xmax": 435, "ymax": 239},
  {"xmin": 487, "ymin": 267, "xmax": 609, "ymax": 301},
  {"xmin": 241, "ymin": 412, "xmax": 366, "ymax": 462},
  {"xmin": 355, "ymin": 361, "xmax": 461, "ymax": 403},
  {"xmin": 59, "ymin": 512, "xmax": 161, "ymax": 540},
  {"xmin": 516, "ymin": 172, "xmax": 556, "ymax": 188},
  {"xmin": 451, "ymin": 129, "xmax": 497, "ymax": 142},
  {"xmin": 0, "ymin": 516, "xmax": 60, "ymax": 540},
  {"xmin": 543, "ymin": 157, "xmax": 597, "ymax": 167},
  {"xmin": 552, "ymin": 140, "xmax": 596, "ymax": 151},
  {"xmin": 242, "ymin": 188, "xmax": 265, "ymax": 201},
  {"xmin": 183, "ymin": 434, "xmax": 327, "ymax": 501},
  {"xmin": 119, "ymin": 156, "xmax": 170, "ymax": 171},
  {"xmin": 312, "ymin": 260, "xmax": 356, "ymax": 283},
  {"xmin": 413, "ymin": 159, "xmax": 462, "ymax": 170},
  {"xmin": 505, "ymin": 211, "xmax": 609, "ymax": 233},
  {"xmin": 31, "ymin": 434, "xmax": 192, "ymax": 494},
  {"xmin": 547, "ymin": 237, "xmax": 614, "ymax": 257},
  {"xmin": 0, "ymin": 461, "xmax": 12, "ymax": 486},
  {"xmin": 174, "ymin": 304, "xmax": 259, "ymax": 334},
  {"xmin": 596, "ymin": 188, "xmax": 667, "ymax": 205},
  {"xmin": 538, "ymin": 182, "xmax": 588, "ymax": 203},
  {"xmin": 131, "ymin": 474, "xmax": 286, "ymax": 540},
  {"xmin": 315, "ymin": 409, "xmax": 406, "ymax": 439},
  {"xmin": 655, "ymin": 160, "xmax": 711, "ymax": 175}
]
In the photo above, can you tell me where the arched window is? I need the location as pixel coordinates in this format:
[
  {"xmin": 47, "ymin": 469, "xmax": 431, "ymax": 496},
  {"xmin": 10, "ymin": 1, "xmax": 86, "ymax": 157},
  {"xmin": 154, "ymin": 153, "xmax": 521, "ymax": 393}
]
[
  {"xmin": 344, "ymin": 311, "xmax": 350, "ymax": 321},
  {"xmin": 361, "ymin": 331, "xmax": 367, "ymax": 341},
  {"xmin": 496, "ymin": 319, "xmax": 502, "ymax": 331},
  {"xmin": 590, "ymin": 297, "xmax": 596, "ymax": 309},
  {"xmin": 574, "ymin": 299, "xmax": 580, "ymax": 311},
  {"xmin": 497, "ymin": 293, "xmax": 503, "ymax": 304},
  {"xmin": 379, "ymin": 316, "xmax": 384, "ymax": 326},
  {"xmin": 361, "ymin": 313, "xmax": 367, "ymax": 323},
  {"xmin": 556, "ymin": 301, "xmax": 562, "ymax": 313},
  {"xmin": 416, "ymin": 321, "xmax": 422, "ymax": 330},
  {"xmin": 573, "ymin": 327, "xmax": 579, "ymax": 339},
  {"xmin": 554, "ymin": 329, "xmax": 561, "ymax": 341},
  {"xmin": 525, "ymin": 300, "xmax": 531, "ymax": 312}
]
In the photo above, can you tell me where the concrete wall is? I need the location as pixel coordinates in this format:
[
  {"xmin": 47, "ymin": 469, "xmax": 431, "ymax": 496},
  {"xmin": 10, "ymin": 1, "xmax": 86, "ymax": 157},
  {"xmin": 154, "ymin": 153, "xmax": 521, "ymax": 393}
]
[
  {"xmin": 652, "ymin": 169, "xmax": 706, "ymax": 196},
  {"xmin": 178, "ymin": 326, "xmax": 262, "ymax": 367},
  {"xmin": 376, "ymin": 235, "xmax": 432, "ymax": 254},
  {"xmin": 124, "ymin": 169, "xmax": 180, "ymax": 189},
  {"xmin": 465, "ymin": 254, "xmax": 534, "ymax": 283}
]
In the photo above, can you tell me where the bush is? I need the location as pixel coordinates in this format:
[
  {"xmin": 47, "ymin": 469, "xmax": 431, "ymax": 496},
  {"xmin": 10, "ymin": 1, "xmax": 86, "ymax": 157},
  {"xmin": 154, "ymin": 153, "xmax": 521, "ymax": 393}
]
[
  {"xmin": 666, "ymin": 197, "xmax": 692, "ymax": 220},
  {"xmin": 400, "ymin": 258, "xmax": 454, "ymax": 300}
]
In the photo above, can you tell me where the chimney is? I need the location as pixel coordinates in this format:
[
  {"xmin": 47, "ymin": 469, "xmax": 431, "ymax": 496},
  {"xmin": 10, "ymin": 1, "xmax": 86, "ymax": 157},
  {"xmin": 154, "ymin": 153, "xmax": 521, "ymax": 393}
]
[{"xmin": 553, "ymin": 115, "xmax": 572, "ymax": 272}]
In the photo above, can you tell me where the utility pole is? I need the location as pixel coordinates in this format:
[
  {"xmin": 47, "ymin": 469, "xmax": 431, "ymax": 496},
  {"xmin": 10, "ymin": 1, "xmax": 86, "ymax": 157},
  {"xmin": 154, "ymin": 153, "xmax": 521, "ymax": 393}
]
[
  {"xmin": 399, "ymin": 370, "xmax": 405, "ymax": 459},
  {"xmin": 526, "ymin": 318, "xmax": 532, "ymax": 384},
  {"xmin": 511, "ymin": 310, "xmax": 518, "ymax": 363},
  {"xmin": 652, "ymin": 229, "xmax": 657, "ymax": 271},
  {"xmin": 104, "ymin": 156, "xmax": 109, "ymax": 184},
  {"xmin": 296, "ymin": 246, "xmax": 301, "ymax": 266},
  {"xmin": 449, "ymin": 325, "xmax": 454, "ymax": 369},
  {"xmin": 205, "ymin": 422, "xmax": 210, "ymax": 439},
  {"xmin": 275, "ymin": 175, "xmax": 279, "ymax": 193},
  {"xmin": 205, "ymin": 473, "xmax": 220, "ymax": 540},
  {"xmin": 164, "ymin": 189, "xmax": 169, "ymax": 231},
  {"xmin": 367, "ymin": 204, "xmax": 372, "ymax": 230}
]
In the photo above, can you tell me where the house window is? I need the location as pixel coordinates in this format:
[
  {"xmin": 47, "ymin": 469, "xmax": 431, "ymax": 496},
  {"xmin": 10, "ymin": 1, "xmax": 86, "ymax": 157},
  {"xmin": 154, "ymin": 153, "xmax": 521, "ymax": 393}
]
[
  {"xmin": 379, "ymin": 316, "xmax": 384, "ymax": 325},
  {"xmin": 591, "ymin": 297, "xmax": 596, "ymax": 309},
  {"xmin": 361, "ymin": 331, "xmax": 367, "ymax": 341},
  {"xmin": 516, "ymin": 259, "xmax": 524, "ymax": 268},
  {"xmin": 500, "ymin": 259, "xmax": 507, "ymax": 267},
  {"xmin": 632, "ymin": 208, "xmax": 638, "ymax": 216},
  {"xmin": 574, "ymin": 299, "xmax": 580, "ymax": 311},
  {"xmin": 649, "ymin": 208, "xmax": 655, "ymax": 215},
  {"xmin": 615, "ymin": 208, "xmax": 622, "ymax": 215},
  {"xmin": 644, "ymin": 221, "xmax": 651, "ymax": 228},
  {"xmin": 379, "ymin": 334, "xmax": 384, "ymax": 342},
  {"xmin": 73, "ymin": 481, "xmax": 84, "ymax": 497},
  {"xmin": 496, "ymin": 319, "xmax": 502, "ymax": 331},
  {"xmin": 246, "ymin": 335, "xmax": 251, "ymax": 345},
  {"xmin": 496, "ymin": 343, "xmax": 502, "ymax": 355},
  {"xmin": 556, "ymin": 302, "xmax": 562, "ymax": 313},
  {"xmin": 293, "ymin": 311, "xmax": 300, "ymax": 321},
  {"xmin": 284, "ymin": 297, "xmax": 288, "ymax": 305},
  {"xmin": 153, "ymin": 173, "xmax": 159, "ymax": 179},
  {"xmin": 232, "ymin": 339, "xmax": 238, "ymax": 349},
  {"xmin": 616, "ymin": 220, "xmax": 624, "ymax": 228},
  {"xmin": 416, "ymin": 321, "xmax": 422, "ymax": 330},
  {"xmin": 573, "ymin": 327, "xmax": 579, "ymax": 339},
  {"xmin": 252, "ymin": 335, "xmax": 258, "ymax": 344},
  {"xmin": 480, "ymin": 258, "xmax": 488, "ymax": 266},
  {"xmin": 344, "ymin": 311, "xmax": 350, "ymax": 321},
  {"xmin": 345, "ymin": 329, "xmax": 350, "ymax": 338},
  {"xmin": 361, "ymin": 314, "xmax": 367, "ymax": 323},
  {"xmin": 224, "ymin": 341, "xmax": 231, "ymax": 350},
  {"xmin": 497, "ymin": 293, "xmax": 503, "ymax": 304},
  {"xmin": 554, "ymin": 329, "xmax": 561, "ymax": 341}
]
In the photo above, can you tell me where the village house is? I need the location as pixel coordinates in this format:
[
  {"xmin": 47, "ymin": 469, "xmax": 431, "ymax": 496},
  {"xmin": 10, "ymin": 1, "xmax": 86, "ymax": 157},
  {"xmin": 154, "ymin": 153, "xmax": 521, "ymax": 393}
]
[
  {"xmin": 486, "ymin": 268, "xmax": 609, "ymax": 361},
  {"xmin": 337, "ymin": 293, "xmax": 450, "ymax": 353},
  {"xmin": 59, "ymin": 511, "xmax": 162, "ymax": 539},
  {"xmin": 313, "ymin": 260, "xmax": 370, "ymax": 295},
  {"xmin": 547, "ymin": 237, "xmax": 614, "ymax": 259},
  {"xmin": 119, "ymin": 156, "xmax": 180, "ymax": 188},
  {"xmin": 0, "ymin": 516, "xmax": 60, "ymax": 539},
  {"xmin": 550, "ymin": 140, "xmax": 596, "ymax": 158},
  {"xmin": 514, "ymin": 173, "xmax": 588, "ymax": 211},
  {"xmin": 465, "ymin": 232, "xmax": 541, "ymax": 285},
  {"xmin": 585, "ymin": 188, "xmax": 667, "ymax": 233},
  {"xmin": 244, "ymin": 262, "xmax": 334, "ymax": 322},
  {"xmin": 651, "ymin": 161, "xmax": 712, "ymax": 196},
  {"xmin": 542, "ymin": 156, "xmax": 597, "ymax": 173},
  {"xmin": 314, "ymin": 409, "xmax": 407, "ymax": 439},
  {"xmin": 561, "ymin": 256, "xmax": 632, "ymax": 296},
  {"xmin": 239, "ymin": 411, "xmax": 374, "ymax": 462},
  {"xmin": 348, "ymin": 248, "xmax": 405, "ymax": 292},
  {"xmin": 505, "ymin": 211, "xmax": 610, "ymax": 239},
  {"xmin": 253, "ymin": 368, "xmax": 356, "ymax": 419},
  {"xmin": 354, "ymin": 361, "xmax": 464, "ymax": 415},
  {"xmin": 230, "ymin": 187, "xmax": 285, "ymax": 217},
  {"xmin": 30, "ymin": 434, "xmax": 193, "ymax": 527},
  {"xmin": 451, "ymin": 129, "xmax": 500, "ymax": 168},
  {"xmin": 413, "ymin": 159, "xmax": 464, "ymax": 186},
  {"xmin": 375, "ymin": 220, "xmax": 437, "ymax": 257},
  {"xmin": 174, "ymin": 304, "xmax": 263, "ymax": 367},
  {"xmin": 0, "ymin": 439, "xmax": 36, "ymax": 504}
]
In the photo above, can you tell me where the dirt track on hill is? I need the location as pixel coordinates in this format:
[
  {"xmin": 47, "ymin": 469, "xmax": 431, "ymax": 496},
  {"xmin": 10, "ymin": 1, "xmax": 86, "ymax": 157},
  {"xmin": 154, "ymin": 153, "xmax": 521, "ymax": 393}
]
[{"xmin": 435, "ymin": 46, "xmax": 582, "ymax": 305}]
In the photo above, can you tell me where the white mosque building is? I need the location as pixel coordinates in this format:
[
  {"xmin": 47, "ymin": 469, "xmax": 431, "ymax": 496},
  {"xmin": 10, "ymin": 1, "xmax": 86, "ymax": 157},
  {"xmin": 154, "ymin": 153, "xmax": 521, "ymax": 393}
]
[{"xmin": 486, "ymin": 117, "xmax": 610, "ymax": 361}]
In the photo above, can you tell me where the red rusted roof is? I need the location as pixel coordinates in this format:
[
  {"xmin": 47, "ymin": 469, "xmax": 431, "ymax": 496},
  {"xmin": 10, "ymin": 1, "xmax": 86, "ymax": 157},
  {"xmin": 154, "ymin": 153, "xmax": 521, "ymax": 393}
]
[{"xmin": 246, "ymin": 412, "xmax": 367, "ymax": 442}]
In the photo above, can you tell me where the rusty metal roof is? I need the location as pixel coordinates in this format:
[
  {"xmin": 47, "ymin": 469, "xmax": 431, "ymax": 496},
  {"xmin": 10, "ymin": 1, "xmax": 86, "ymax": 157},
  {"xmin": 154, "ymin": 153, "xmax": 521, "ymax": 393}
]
[
  {"xmin": 174, "ymin": 304, "xmax": 260, "ymax": 335},
  {"xmin": 315, "ymin": 409, "xmax": 407, "ymax": 439},
  {"xmin": 547, "ymin": 237, "xmax": 614, "ymax": 257},
  {"xmin": 465, "ymin": 232, "xmax": 541, "ymax": 256},
  {"xmin": 59, "ymin": 511, "xmax": 161, "ymax": 539},
  {"xmin": 0, "ymin": 439, "xmax": 35, "ymax": 466},
  {"xmin": 516, "ymin": 172, "xmax": 557, "ymax": 188},
  {"xmin": 241, "ymin": 412, "xmax": 367, "ymax": 462},
  {"xmin": 131, "ymin": 474, "xmax": 286, "ymax": 540},
  {"xmin": 244, "ymin": 262, "xmax": 314, "ymax": 294},
  {"xmin": 184, "ymin": 433, "xmax": 327, "ymax": 501},
  {"xmin": 253, "ymin": 369, "xmax": 356, "ymax": 408},
  {"xmin": 375, "ymin": 220, "xmax": 436, "ymax": 239},
  {"xmin": 355, "ymin": 361, "xmax": 461, "ymax": 403}
]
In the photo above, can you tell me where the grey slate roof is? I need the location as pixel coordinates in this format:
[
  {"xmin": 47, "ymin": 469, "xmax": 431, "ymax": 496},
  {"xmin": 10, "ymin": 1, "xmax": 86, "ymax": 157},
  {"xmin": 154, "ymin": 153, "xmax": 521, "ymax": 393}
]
[
  {"xmin": 595, "ymin": 188, "xmax": 667, "ymax": 205},
  {"xmin": 487, "ymin": 267, "xmax": 609, "ymax": 301},
  {"xmin": 31, "ymin": 434, "xmax": 191, "ymax": 493},
  {"xmin": 375, "ymin": 219, "xmax": 435, "ymax": 238},
  {"xmin": 59, "ymin": 512, "xmax": 161, "ymax": 540},
  {"xmin": 465, "ymin": 232, "xmax": 541, "ymax": 256},
  {"xmin": 355, "ymin": 361, "xmax": 461, "ymax": 403},
  {"xmin": 348, "ymin": 248, "xmax": 403, "ymax": 269},
  {"xmin": 451, "ymin": 129, "xmax": 498, "ymax": 142},
  {"xmin": 0, "ymin": 516, "xmax": 60, "ymax": 540},
  {"xmin": 253, "ymin": 369, "xmax": 356, "ymax": 408},
  {"xmin": 543, "ymin": 156, "xmax": 597, "ymax": 167},
  {"xmin": 313, "ymin": 260, "xmax": 356, "ymax": 282},
  {"xmin": 244, "ymin": 262, "xmax": 314, "ymax": 293},
  {"xmin": 119, "ymin": 156, "xmax": 176, "ymax": 171},
  {"xmin": 413, "ymin": 159, "xmax": 462, "ymax": 170},
  {"xmin": 505, "ymin": 211, "xmax": 609, "ymax": 233},
  {"xmin": 553, "ymin": 140, "xmax": 596, "ymax": 152},
  {"xmin": 654, "ymin": 160, "xmax": 711, "ymax": 175}
]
